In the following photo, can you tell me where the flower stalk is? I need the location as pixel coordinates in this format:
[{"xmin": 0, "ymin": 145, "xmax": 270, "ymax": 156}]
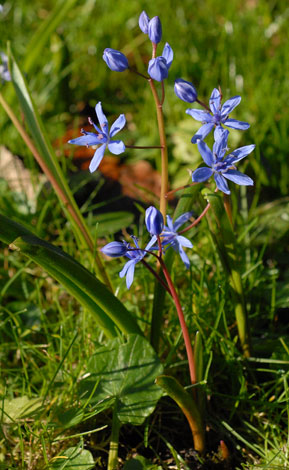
[{"xmin": 148, "ymin": 79, "xmax": 168, "ymax": 220}]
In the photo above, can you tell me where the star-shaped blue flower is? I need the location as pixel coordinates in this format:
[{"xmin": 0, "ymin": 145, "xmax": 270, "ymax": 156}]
[
  {"xmin": 186, "ymin": 88, "xmax": 250, "ymax": 143},
  {"xmin": 119, "ymin": 236, "xmax": 157, "ymax": 289},
  {"xmin": 161, "ymin": 213, "xmax": 193, "ymax": 269},
  {"xmin": 68, "ymin": 102, "xmax": 126, "ymax": 173},
  {"xmin": 191, "ymin": 129, "xmax": 255, "ymax": 194}
]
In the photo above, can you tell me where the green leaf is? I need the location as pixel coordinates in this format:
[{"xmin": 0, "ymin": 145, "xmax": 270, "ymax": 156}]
[
  {"xmin": 79, "ymin": 335, "xmax": 163, "ymax": 425},
  {"xmin": 1, "ymin": 396, "xmax": 42, "ymax": 424},
  {"xmin": 202, "ymin": 189, "xmax": 251, "ymax": 356},
  {"xmin": 0, "ymin": 214, "xmax": 142, "ymax": 338},
  {"xmin": 123, "ymin": 455, "xmax": 161, "ymax": 470},
  {"xmin": 156, "ymin": 375, "xmax": 205, "ymax": 454},
  {"xmin": 93, "ymin": 211, "xmax": 134, "ymax": 237},
  {"xmin": 50, "ymin": 446, "xmax": 94, "ymax": 470}
]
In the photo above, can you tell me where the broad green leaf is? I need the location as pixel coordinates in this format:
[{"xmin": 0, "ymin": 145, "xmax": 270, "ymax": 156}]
[
  {"xmin": 79, "ymin": 335, "xmax": 163, "ymax": 425},
  {"xmin": 50, "ymin": 446, "xmax": 94, "ymax": 470},
  {"xmin": 0, "ymin": 214, "xmax": 142, "ymax": 338},
  {"xmin": 2, "ymin": 396, "xmax": 42, "ymax": 424}
]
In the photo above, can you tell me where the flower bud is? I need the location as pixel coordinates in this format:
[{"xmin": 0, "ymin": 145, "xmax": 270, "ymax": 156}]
[
  {"xmin": 162, "ymin": 42, "xmax": 173, "ymax": 69},
  {"xmin": 148, "ymin": 16, "xmax": 162, "ymax": 44},
  {"xmin": 101, "ymin": 241, "xmax": 127, "ymax": 258},
  {"xmin": 174, "ymin": 78, "xmax": 198, "ymax": 103},
  {"xmin": 103, "ymin": 48, "xmax": 129, "ymax": 72},
  {"xmin": 148, "ymin": 57, "xmax": 168, "ymax": 82},
  {"xmin": 139, "ymin": 11, "xmax": 150, "ymax": 34},
  {"xmin": 145, "ymin": 206, "xmax": 164, "ymax": 236}
]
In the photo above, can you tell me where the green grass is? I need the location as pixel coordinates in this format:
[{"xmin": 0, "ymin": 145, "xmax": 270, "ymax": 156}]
[{"xmin": 1, "ymin": 0, "xmax": 289, "ymax": 468}]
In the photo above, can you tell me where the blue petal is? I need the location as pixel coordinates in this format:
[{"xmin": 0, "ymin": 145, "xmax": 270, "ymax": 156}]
[
  {"xmin": 197, "ymin": 140, "xmax": 214, "ymax": 166},
  {"xmin": 162, "ymin": 42, "xmax": 173, "ymax": 69},
  {"xmin": 178, "ymin": 245, "xmax": 190, "ymax": 269},
  {"xmin": 186, "ymin": 108, "xmax": 212, "ymax": 122},
  {"xmin": 89, "ymin": 144, "xmax": 106, "ymax": 173},
  {"xmin": 176, "ymin": 235, "xmax": 193, "ymax": 249},
  {"xmin": 191, "ymin": 123, "xmax": 214, "ymax": 143},
  {"xmin": 173, "ymin": 211, "xmax": 193, "ymax": 231},
  {"xmin": 229, "ymin": 144, "xmax": 255, "ymax": 163},
  {"xmin": 191, "ymin": 167, "xmax": 214, "ymax": 183},
  {"xmin": 223, "ymin": 170, "xmax": 254, "ymax": 186},
  {"xmin": 209, "ymin": 88, "xmax": 221, "ymax": 114},
  {"xmin": 224, "ymin": 118, "xmax": 250, "ymax": 130},
  {"xmin": 109, "ymin": 114, "xmax": 126, "ymax": 137},
  {"xmin": 68, "ymin": 133, "xmax": 102, "ymax": 147},
  {"xmin": 148, "ymin": 57, "xmax": 168, "ymax": 81},
  {"xmin": 146, "ymin": 235, "xmax": 158, "ymax": 251},
  {"xmin": 95, "ymin": 102, "xmax": 109, "ymax": 135},
  {"xmin": 108, "ymin": 140, "xmax": 125, "ymax": 155},
  {"xmin": 221, "ymin": 95, "xmax": 241, "ymax": 117},
  {"xmin": 166, "ymin": 215, "xmax": 174, "ymax": 232},
  {"xmin": 213, "ymin": 128, "xmax": 229, "ymax": 159},
  {"xmin": 213, "ymin": 126, "xmax": 229, "ymax": 147},
  {"xmin": 119, "ymin": 259, "xmax": 137, "ymax": 289},
  {"xmin": 139, "ymin": 10, "xmax": 150, "ymax": 34},
  {"xmin": 214, "ymin": 173, "xmax": 230, "ymax": 194}
]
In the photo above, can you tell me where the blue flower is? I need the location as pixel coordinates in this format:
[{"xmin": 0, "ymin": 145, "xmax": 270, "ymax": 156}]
[
  {"xmin": 186, "ymin": 88, "xmax": 250, "ymax": 143},
  {"xmin": 139, "ymin": 11, "xmax": 150, "ymax": 34},
  {"xmin": 161, "ymin": 213, "xmax": 193, "ymax": 269},
  {"xmin": 174, "ymin": 78, "xmax": 197, "ymax": 103},
  {"xmin": 148, "ymin": 42, "xmax": 173, "ymax": 81},
  {"xmin": 101, "ymin": 241, "xmax": 128, "ymax": 258},
  {"xmin": 119, "ymin": 236, "xmax": 157, "ymax": 289},
  {"xmin": 0, "ymin": 52, "xmax": 11, "ymax": 82},
  {"xmin": 68, "ymin": 102, "xmax": 126, "ymax": 173},
  {"xmin": 145, "ymin": 206, "xmax": 164, "ymax": 236},
  {"xmin": 148, "ymin": 16, "xmax": 162, "ymax": 44},
  {"xmin": 103, "ymin": 48, "xmax": 129, "ymax": 72},
  {"xmin": 191, "ymin": 129, "xmax": 255, "ymax": 194}
]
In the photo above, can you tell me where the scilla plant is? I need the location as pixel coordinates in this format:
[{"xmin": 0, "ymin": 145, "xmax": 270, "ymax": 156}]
[{"xmin": 0, "ymin": 9, "xmax": 254, "ymax": 470}]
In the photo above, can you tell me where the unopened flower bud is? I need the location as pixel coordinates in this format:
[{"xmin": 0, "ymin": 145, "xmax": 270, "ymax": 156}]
[
  {"xmin": 148, "ymin": 16, "xmax": 162, "ymax": 44},
  {"xmin": 103, "ymin": 48, "xmax": 129, "ymax": 72},
  {"xmin": 148, "ymin": 57, "xmax": 168, "ymax": 82},
  {"xmin": 101, "ymin": 241, "xmax": 127, "ymax": 258},
  {"xmin": 145, "ymin": 206, "xmax": 164, "ymax": 236},
  {"xmin": 139, "ymin": 11, "xmax": 150, "ymax": 34},
  {"xmin": 174, "ymin": 78, "xmax": 198, "ymax": 103}
]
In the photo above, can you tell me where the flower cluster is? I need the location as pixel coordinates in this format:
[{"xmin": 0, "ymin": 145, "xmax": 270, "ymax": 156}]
[
  {"xmin": 174, "ymin": 82, "xmax": 254, "ymax": 194},
  {"xmin": 101, "ymin": 207, "xmax": 193, "ymax": 288},
  {"xmin": 101, "ymin": 11, "xmax": 173, "ymax": 83}
]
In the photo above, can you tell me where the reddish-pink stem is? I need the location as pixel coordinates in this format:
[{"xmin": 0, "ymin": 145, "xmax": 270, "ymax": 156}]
[
  {"xmin": 179, "ymin": 202, "xmax": 211, "ymax": 234},
  {"xmin": 158, "ymin": 257, "xmax": 196, "ymax": 385}
]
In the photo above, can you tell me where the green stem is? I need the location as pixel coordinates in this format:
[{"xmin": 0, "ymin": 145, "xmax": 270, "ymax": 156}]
[
  {"xmin": 159, "ymin": 257, "xmax": 196, "ymax": 385},
  {"xmin": 0, "ymin": 92, "xmax": 112, "ymax": 290},
  {"xmin": 148, "ymin": 79, "xmax": 168, "ymax": 220},
  {"xmin": 108, "ymin": 401, "xmax": 121, "ymax": 470}
]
